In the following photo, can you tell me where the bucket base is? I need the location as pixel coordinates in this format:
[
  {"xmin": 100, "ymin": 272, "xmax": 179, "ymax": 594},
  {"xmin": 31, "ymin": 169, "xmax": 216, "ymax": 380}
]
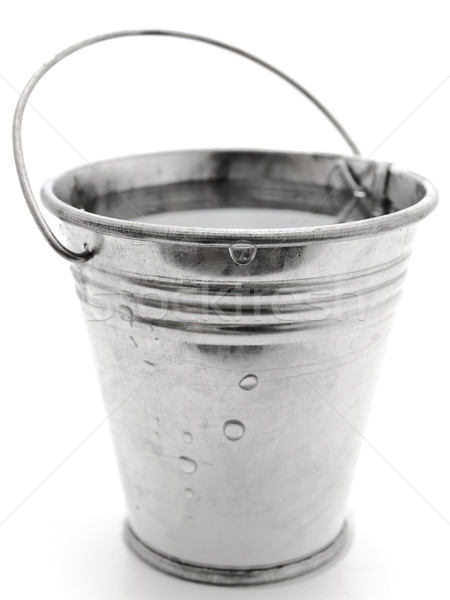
[{"xmin": 125, "ymin": 521, "xmax": 349, "ymax": 586}]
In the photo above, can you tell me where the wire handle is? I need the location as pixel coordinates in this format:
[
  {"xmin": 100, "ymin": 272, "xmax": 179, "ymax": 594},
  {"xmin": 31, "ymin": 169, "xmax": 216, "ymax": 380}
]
[{"xmin": 13, "ymin": 29, "xmax": 361, "ymax": 262}]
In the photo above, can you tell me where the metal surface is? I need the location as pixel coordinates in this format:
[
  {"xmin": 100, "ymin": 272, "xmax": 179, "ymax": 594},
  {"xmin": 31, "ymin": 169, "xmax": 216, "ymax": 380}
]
[
  {"xmin": 39, "ymin": 149, "xmax": 437, "ymax": 584},
  {"xmin": 13, "ymin": 29, "xmax": 361, "ymax": 262},
  {"xmin": 126, "ymin": 522, "xmax": 349, "ymax": 585}
]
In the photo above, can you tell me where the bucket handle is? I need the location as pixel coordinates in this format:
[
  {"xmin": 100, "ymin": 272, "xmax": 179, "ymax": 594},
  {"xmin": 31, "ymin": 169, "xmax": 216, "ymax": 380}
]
[{"xmin": 13, "ymin": 30, "xmax": 361, "ymax": 263}]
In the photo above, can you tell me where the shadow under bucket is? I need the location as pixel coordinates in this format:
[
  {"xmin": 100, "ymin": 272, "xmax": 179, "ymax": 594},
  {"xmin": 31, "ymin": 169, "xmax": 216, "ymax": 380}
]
[{"xmin": 14, "ymin": 31, "xmax": 437, "ymax": 586}]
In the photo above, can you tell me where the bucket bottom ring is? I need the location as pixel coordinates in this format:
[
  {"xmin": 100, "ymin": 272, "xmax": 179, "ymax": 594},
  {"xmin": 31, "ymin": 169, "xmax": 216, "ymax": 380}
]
[{"xmin": 125, "ymin": 521, "xmax": 349, "ymax": 585}]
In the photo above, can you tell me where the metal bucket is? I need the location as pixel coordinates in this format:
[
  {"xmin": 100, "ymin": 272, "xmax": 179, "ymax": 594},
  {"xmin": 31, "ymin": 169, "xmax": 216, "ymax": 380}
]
[{"xmin": 13, "ymin": 31, "xmax": 437, "ymax": 585}]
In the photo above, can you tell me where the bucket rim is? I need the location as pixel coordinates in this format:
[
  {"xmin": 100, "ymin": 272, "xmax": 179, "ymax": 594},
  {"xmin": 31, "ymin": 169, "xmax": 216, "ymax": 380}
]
[{"xmin": 41, "ymin": 149, "xmax": 438, "ymax": 246}]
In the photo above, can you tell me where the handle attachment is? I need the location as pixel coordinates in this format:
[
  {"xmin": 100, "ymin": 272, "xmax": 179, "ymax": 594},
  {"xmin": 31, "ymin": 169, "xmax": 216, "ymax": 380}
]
[{"xmin": 13, "ymin": 29, "xmax": 361, "ymax": 262}]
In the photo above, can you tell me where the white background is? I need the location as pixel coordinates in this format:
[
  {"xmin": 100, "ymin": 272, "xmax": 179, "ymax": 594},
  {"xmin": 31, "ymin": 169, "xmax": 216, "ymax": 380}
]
[{"xmin": 1, "ymin": 1, "xmax": 449, "ymax": 598}]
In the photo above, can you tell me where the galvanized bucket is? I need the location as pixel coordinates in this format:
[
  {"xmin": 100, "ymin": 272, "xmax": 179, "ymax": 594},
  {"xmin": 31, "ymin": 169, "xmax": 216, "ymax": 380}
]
[{"xmin": 13, "ymin": 31, "xmax": 437, "ymax": 585}]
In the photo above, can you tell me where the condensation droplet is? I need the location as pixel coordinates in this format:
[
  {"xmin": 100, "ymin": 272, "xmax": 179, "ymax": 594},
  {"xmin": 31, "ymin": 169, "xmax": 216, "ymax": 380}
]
[
  {"xmin": 223, "ymin": 420, "xmax": 246, "ymax": 441},
  {"xmin": 229, "ymin": 242, "xmax": 257, "ymax": 266},
  {"xmin": 154, "ymin": 431, "xmax": 161, "ymax": 444},
  {"xmin": 183, "ymin": 431, "xmax": 193, "ymax": 444},
  {"xmin": 154, "ymin": 417, "xmax": 160, "ymax": 427},
  {"xmin": 239, "ymin": 374, "xmax": 258, "ymax": 391},
  {"xmin": 185, "ymin": 488, "xmax": 194, "ymax": 499},
  {"xmin": 179, "ymin": 456, "xmax": 197, "ymax": 474},
  {"xmin": 119, "ymin": 304, "xmax": 134, "ymax": 322}
]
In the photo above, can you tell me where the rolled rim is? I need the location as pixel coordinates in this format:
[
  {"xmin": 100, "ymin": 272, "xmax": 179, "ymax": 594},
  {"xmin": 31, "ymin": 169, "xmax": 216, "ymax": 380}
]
[{"xmin": 41, "ymin": 150, "xmax": 438, "ymax": 246}]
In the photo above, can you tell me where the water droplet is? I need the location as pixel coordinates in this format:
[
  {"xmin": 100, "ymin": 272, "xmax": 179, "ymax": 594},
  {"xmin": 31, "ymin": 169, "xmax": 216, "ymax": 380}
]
[
  {"xmin": 179, "ymin": 456, "xmax": 197, "ymax": 474},
  {"xmin": 154, "ymin": 431, "xmax": 161, "ymax": 444},
  {"xmin": 239, "ymin": 374, "xmax": 258, "ymax": 391},
  {"xmin": 183, "ymin": 431, "xmax": 193, "ymax": 444},
  {"xmin": 154, "ymin": 417, "xmax": 160, "ymax": 427},
  {"xmin": 119, "ymin": 305, "xmax": 133, "ymax": 322},
  {"xmin": 185, "ymin": 488, "xmax": 194, "ymax": 499},
  {"xmin": 229, "ymin": 243, "xmax": 257, "ymax": 265},
  {"xmin": 224, "ymin": 420, "xmax": 246, "ymax": 441}
]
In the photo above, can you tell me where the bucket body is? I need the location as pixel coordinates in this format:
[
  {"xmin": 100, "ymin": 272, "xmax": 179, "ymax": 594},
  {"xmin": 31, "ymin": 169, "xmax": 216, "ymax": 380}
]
[{"xmin": 41, "ymin": 150, "xmax": 436, "ymax": 584}]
